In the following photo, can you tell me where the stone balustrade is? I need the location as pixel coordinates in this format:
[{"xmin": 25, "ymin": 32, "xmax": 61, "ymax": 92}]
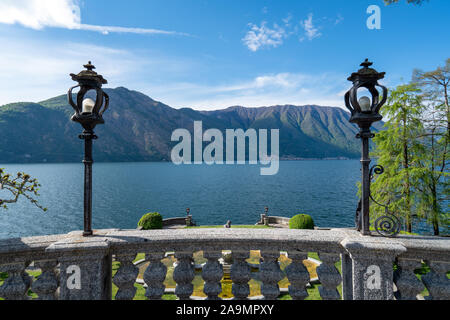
[
  {"xmin": 162, "ymin": 216, "xmax": 196, "ymax": 228},
  {"xmin": 256, "ymin": 215, "xmax": 290, "ymax": 227},
  {"xmin": 0, "ymin": 228, "xmax": 448, "ymax": 300}
]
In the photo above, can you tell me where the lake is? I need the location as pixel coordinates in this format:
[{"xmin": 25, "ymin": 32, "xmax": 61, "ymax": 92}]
[{"xmin": 0, "ymin": 160, "xmax": 435, "ymax": 239}]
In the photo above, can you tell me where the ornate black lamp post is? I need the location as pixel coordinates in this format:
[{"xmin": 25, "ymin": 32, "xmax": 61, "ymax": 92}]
[
  {"xmin": 68, "ymin": 62, "xmax": 109, "ymax": 236},
  {"xmin": 345, "ymin": 59, "xmax": 387, "ymax": 236}
]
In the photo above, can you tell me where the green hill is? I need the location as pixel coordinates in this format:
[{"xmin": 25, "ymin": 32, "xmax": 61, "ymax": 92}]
[{"xmin": 0, "ymin": 87, "xmax": 382, "ymax": 163}]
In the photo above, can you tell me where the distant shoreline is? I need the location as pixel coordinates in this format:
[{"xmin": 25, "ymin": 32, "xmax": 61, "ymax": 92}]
[
  {"xmin": 280, "ymin": 157, "xmax": 354, "ymax": 161},
  {"xmin": 0, "ymin": 158, "xmax": 359, "ymax": 166}
]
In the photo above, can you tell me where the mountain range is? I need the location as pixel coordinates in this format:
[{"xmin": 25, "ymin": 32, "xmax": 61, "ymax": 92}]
[{"xmin": 0, "ymin": 87, "xmax": 382, "ymax": 163}]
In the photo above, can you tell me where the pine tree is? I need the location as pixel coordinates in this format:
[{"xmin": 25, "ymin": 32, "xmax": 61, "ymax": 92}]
[
  {"xmin": 412, "ymin": 59, "xmax": 449, "ymax": 235},
  {"xmin": 370, "ymin": 84, "xmax": 426, "ymax": 233}
]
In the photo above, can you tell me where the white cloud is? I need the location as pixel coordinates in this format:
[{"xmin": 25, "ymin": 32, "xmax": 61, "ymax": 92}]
[
  {"xmin": 282, "ymin": 14, "xmax": 293, "ymax": 27},
  {"xmin": 0, "ymin": 35, "xmax": 348, "ymax": 111},
  {"xmin": 244, "ymin": 12, "xmax": 327, "ymax": 51},
  {"xmin": 0, "ymin": 36, "xmax": 196, "ymax": 105},
  {"xmin": 242, "ymin": 22, "xmax": 286, "ymax": 52},
  {"xmin": 0, "ymin": 23, "xmax": 346, "ymax": 112},
  {"xmin": 0, "ymin": 0, "xmax": 80, "ymax": 30},
  {"xmin": 300, "ymin": 13, "xmax": 322, "ymax": 41},
  {"xmin": 78, "ymin": 24, "xmax": 184, "ymax": 36},
  {"xmin": 143, "ymin": 72, "xmax": 348, "ymax": 111},
  {"xmin": 335, "ymin": 14, "xmax": 344, "ymax": 25},
  {"xmin": 0, "ymin": 0, "xmax": 186, "ymax": 36}
]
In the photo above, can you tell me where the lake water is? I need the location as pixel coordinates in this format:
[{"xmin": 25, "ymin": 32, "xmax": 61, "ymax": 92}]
[{"xmin": 0, "ymin": 160, "xmax": 435, "ymax": 239}]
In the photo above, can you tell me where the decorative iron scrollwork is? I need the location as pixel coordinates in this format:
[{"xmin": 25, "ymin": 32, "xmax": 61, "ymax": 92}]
[
  {"xmin": 368, "ymin": 164, "xmax": 401, "ymax": 237},
  {"xmin": 374, "ymin": 214, "xmax": 401, "ymax": 237}
]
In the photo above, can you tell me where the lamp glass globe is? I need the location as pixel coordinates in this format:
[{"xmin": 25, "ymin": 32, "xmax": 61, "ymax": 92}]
[
  {"xmin": 82, "ymin": 98, "xmax": 96, "ymax": 114},
  {"xmin": 358, "ymin": 96, "xmax": 372, "ymax": 112}
]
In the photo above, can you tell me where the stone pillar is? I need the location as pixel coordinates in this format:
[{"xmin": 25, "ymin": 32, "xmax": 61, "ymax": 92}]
[
  {"xmin": 259, "ymin": 214, "xmax": 265, "ymax": 225},
  {"xmin": 341, "ymin": 253, "xmax": 353, "ymax": 300},
  {"xmin": 202, "ymin": 250, "xmax": 223, "ymax": 300},
  {"xmin": 46, "ymin": 236, "xmax": 112, "ymax": 300},
  {"xmin": 0, "ymin": 261, "xmax": 32, "ymax": 300},
  {"xmin": 259, "ymin": 250, "xmax": 284, "ymax": 300},
  {"xmin": 144, "ymin": 252, "xmax": 167, "ymax": 300},
  {"xmin": 393, "ymin": 257, "xmax": 424, "ymax": 300},
  {"xmin": 185, "ymin": 215, "xmax": 192, "ymax": 227},
  {"xmin": 317, "ymin": 253, "xmax": 342, "ymax": 300},
  {"xmin": 113, "ymin": 252, "xmax": 138, "ymax": 300},
  {"xmin": 173, "ymin": 251, "xmax": 195, "ymax": 300},
  {"xmin": 341, "ymin": 237, "xmax": 406, "ymax": 300},
  {"xmin": 285, "ymin": 251, "xmax": 310, "ymax": 300},
  {"xmin": 230, "ymin": 251, "xmax": 251, "ymax": 300},
  {"xmin": 31, "ymin": 259, "xmax": 59, "ymax": 300},
  {"xmin": 422, "ymin": 260, "xmax": 450, "ymax": 300}
]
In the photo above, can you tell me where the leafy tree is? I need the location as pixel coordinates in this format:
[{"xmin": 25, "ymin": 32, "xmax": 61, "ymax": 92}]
[
  {"xmin": 414, "ymin": 119, "xmax": 449, "ymax": 235},
  {"xmin": 370, "ymin": 60, "xmax": 449, "ymax": 235},
  {"xmin": 412, "ymin": 59, "xmax": 450, "ymax": 235},
  {"xmin": 370, "ymin": 84, "xmax": 426, "ymax": 233},
  {"xmin": 413, "ymin": 58, "xmax": 450, "ymax": 138},
  {"xmin": 0, "ymin": 168, "xmax": 47, "ymax": 211}
]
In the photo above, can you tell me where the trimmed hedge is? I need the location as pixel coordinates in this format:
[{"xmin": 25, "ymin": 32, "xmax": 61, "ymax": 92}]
[
  {"xmin": 138, "ymin": 212, "xmax": 163, "ymax": 230},
  {"xmin": 289, "ymin": 214, "xmax": 315, "ymax": 230}
]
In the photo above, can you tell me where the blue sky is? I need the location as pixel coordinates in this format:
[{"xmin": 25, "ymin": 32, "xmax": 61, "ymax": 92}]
[{"xmin": 0, "ymin": 0, "xmax": 448, "ymax": 110}]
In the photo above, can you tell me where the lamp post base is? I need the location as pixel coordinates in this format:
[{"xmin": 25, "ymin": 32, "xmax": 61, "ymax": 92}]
[{"xmin": 83, "ymin": 230, "xmax": 93, "ymax": 237}]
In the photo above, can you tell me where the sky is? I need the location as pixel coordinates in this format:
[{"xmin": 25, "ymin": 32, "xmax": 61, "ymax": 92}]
[{"xmin": 0, "ymin": 0, "xmax": 448, "ymax": 110}]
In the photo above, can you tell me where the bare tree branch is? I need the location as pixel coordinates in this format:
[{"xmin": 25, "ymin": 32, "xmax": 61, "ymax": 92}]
[{"xmin": 0, "ymin": 169, "xmax": 47, "ymax": 211}]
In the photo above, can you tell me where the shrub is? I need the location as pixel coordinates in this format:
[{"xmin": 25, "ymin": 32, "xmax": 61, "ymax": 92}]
[
  {"xmin": 289, "ymin": 214, "xmax": 315, "ymax": 230},
  {"xmin": 138, "ymin": 212, "xmax": 163, "ymax": 230}
]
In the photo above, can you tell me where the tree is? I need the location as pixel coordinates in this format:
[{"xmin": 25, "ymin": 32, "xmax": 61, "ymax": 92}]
[
  {"xmin": 414, "ymin": 116, "xmax": 449, "ymax": 235},
  {"xmin": 370, "ymin": 59, "xmax": 450, "ymax": 236},
  {"xmin": 412, "ymin": 59, "xmax": 450, "ymax": 235},
  {"xmin": 370, "ymin": 84, "xmax": 426, "ymax": 233},
  {"xmin": 0, "ymin": 168, "xmax": 47, "ymax": 211},
  {"xmin": 413, "ymin": 58, "xmax": 450, "ymax": 138}
]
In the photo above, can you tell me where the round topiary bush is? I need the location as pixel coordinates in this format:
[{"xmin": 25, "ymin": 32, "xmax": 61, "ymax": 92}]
[
  {"xmin": 289, "ymin": 214, "xmax": 315, "ymax": 230},
  {"xmin": 138, "ymin": 212, "xmax": 163, "ymax": 230}
]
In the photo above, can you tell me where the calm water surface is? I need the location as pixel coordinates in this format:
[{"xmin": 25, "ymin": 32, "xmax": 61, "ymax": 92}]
[
  {"xmin": 0, "ymin": 161, "xmax": 361, "ymax": 239},
  {"xmin": 0, "ymin": 160, "xmax": 406, "ymax": 239}
]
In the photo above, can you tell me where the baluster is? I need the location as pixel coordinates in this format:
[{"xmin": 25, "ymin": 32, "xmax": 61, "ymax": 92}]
[
  {"xmin": 31, "ymin": 260, "xmax": 59, "ymax": 300},
  {"xmin": 259, "ymin": 250, "xmax": 284, "ymax": 300},
  {"xmin": 422, "ymin": 260, "xmax": 450, "ymax": 300},
  {"xmin": 393, "ymin": 258, "xmax": 424, "ymax": 300},
  {"xmin": 0, "ymin": 261, "xmax": 32, "ymax": 300},
  {"xmin": 143, "ymin": 252, "xmax": 167, "ymax": 300},
  {"xmin": 230, "ymin": 251, "xmax": 251, "ymax": 300},
  {"xmin": 317, "ymin": 253, "xmax": 341, "ymax": 300},
  {"xmin": 113, "ymin": 253, "xmax": 138, "ymax": 300},
  {"xmin": 173, "ymin": 251, "xmax": 195, "ymax": 300},
  {"xmin": 285, "ymin": 251, "xmax": 310, "ymax": 300},
  {"xmin": 202, "ymin": 251, "xmax": 223, "ymax": 300}
]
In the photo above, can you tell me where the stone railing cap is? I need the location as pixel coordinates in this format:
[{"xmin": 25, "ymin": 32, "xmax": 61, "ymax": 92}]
[
  {"xmin": 0, "ymin": 234, "xmax": 71, "ymax": 255},
  {"xmin": 341, "ymin": 235, "xmax": 407, "ymax": 257},
  {"xmin": 45, "ymin": 230, "xmax": 113, "ymax": 253}
]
